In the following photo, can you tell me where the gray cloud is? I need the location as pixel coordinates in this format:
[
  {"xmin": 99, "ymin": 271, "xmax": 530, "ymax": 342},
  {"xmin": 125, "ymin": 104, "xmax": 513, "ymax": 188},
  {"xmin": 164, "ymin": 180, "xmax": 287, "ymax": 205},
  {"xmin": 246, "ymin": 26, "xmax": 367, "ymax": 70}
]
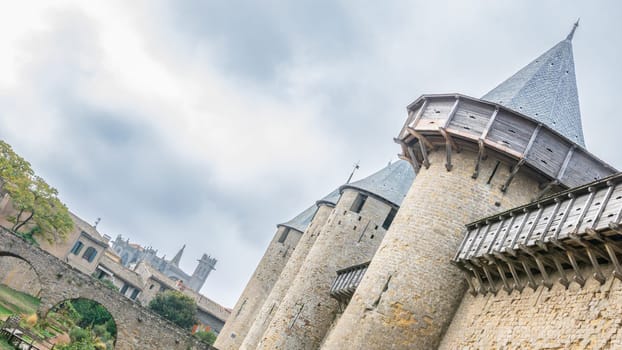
[{"xmin": 0, "ymin": 1, "xmax": 621, "ymax": 308}]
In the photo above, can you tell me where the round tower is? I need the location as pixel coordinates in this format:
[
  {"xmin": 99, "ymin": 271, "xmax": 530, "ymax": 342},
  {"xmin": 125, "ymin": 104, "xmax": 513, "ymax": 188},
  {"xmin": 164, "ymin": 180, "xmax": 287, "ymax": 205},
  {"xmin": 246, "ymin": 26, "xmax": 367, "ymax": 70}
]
[
  {"xmin": 320, "ymin": 26, "xmax": 617, "ymax": 349},
  {"xmin": 214, "ymin": 204, "xmax": 317, "ymax": 350},
  {"xmin": 240, "ymin": 189, "xmax": 341, "ymax": 349},
  {"xmin": 257, "ymin": 161, "xmax": 415, "ymax": 349}
]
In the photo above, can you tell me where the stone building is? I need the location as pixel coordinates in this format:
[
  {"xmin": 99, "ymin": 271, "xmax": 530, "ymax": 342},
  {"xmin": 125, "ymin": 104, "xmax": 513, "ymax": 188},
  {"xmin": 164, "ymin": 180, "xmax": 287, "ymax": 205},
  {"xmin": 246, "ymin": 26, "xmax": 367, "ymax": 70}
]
[
  {"xmin": 111, "ymin": 235, "xmax": 217, "ymax": 293},
  {"xmin": 218, "ymin": 23, "xmax": 622, "ymax": 349}
]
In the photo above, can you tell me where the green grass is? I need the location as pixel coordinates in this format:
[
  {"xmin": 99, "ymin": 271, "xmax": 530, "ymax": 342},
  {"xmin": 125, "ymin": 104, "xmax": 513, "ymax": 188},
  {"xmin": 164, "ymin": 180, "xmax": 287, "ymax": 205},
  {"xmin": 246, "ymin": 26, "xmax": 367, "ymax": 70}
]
[
  {"xmin": 0, "ymin": 337, "xmax": 15, "ymax": 350},
  {"xmin": 0, "ymin": 284, "xmax": 40, "ymax": 316}
]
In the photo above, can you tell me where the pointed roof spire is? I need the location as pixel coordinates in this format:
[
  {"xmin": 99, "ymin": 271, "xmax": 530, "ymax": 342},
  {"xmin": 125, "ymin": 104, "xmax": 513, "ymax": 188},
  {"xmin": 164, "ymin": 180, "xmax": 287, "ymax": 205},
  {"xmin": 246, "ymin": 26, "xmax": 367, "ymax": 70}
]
[
  {"xmin": 566, "ymin": 18, "xmax": 580, "ymax": 41},
  {"xmin": 170, "ymin": 244, "xmax": 185, "ymax": 266},
  {"xmin": 482, "ymin": 23, "xmax": 585, "ymax": 146}
]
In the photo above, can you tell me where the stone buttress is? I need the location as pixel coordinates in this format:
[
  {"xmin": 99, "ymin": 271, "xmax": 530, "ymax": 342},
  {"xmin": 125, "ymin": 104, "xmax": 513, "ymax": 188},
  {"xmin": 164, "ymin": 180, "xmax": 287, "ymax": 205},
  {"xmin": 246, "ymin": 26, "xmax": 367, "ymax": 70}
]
[
  {"xmin": 319, "ymin": 25, "xmax": 616, "ymax": 349},
  {"xmin": 257, "ymin": 161, "xmax": 414, "ymax": 349},
  {"xmin": 214, "ymin": 204, "xmax": 316, "ymax": 350},
  {"xmin": 239, "ymin": 189, "xmax": 341, "ymax": 349}
]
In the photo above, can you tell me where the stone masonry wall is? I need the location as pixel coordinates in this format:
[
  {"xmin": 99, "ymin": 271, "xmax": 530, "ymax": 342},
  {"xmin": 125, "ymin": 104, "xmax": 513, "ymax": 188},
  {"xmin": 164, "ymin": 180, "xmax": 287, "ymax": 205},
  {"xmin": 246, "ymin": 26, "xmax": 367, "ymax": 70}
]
[
  {"xmin": 0, "ymin": 256, "xmax": 42, "ymax": 296},
  {"xmin": 240, "ymin": 203, "xmax": 335, "ymax": 350},
  {"xmin": 320, "ymin": 150, "xmax": 542, "ymax": 350},
  {"xmin": 214, "ymin": 225, "xmax": 303, "ymax": 350},
  {"xmin": 440, "ymin": 265, "xmax": 622, "ymax": 349},
  {"xmin": 0, "ymin": 227, "xmax": 212, "ymax": 350},
  {"xmin": 258, "ymin": 189, "xmax": 394, "ymax": 350}
]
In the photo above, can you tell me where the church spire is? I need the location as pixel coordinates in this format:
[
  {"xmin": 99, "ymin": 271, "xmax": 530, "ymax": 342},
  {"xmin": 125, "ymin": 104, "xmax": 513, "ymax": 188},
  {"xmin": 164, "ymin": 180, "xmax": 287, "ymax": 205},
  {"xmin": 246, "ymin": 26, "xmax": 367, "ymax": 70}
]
[
  {"xmin": 566, "ymin": 18, "xmax": 580, "ymax": 41},
  {"xmin": 482, "ymin": 22, "xmax": 585, "ymax": 146},
  {"xmin": 170, "ymin": 244, "xmax": 185, "ymax": 267}
]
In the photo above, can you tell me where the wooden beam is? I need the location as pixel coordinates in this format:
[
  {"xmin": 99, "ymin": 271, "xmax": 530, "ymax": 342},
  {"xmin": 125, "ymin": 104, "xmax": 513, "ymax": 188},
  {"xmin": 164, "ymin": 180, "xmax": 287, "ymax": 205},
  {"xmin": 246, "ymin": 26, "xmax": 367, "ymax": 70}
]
[
  {"xmin": 480, "ymin": 107, "xmax": 499, "ymax": 140},
  {"xmin": 520, "ymin": 259, "xmax": 538, "ymax": 290},
  {"xmin": 566, "ymin": 249, "xmax": 586, "ymax": 287},
  {"xmin": 409, "ymin": 98, "xmax": 429, "ymax": 128},
  {"xmin": 508, "ymin": 209, "xmax": 530, "ymax": 254},
  {"xmin": 556, "ymin": 145, "xmax": 576, "ymax": 181},
  {"xmin": 419, "ymin": 139, "xmax": 430, "ymax": 169},
  {"xmin": 523, "ymin": 123, "xmax": 542, "ymax": 157},
  {"xmin": 485, "ymin": 216, "xmax": 506, "ymax": 255},
  {"xmin": 590, "ymin": 182, "xmax": 616, "ymax": 229},
  {"xmin": 442, "ymin": 97, "xmax": 461, "ymax": 128},
  {"xmin": 439, "ymin": 128, "xmax": 455, "ymax": 171},
  {"xmin": 571, "ymin": 187, "xmax": 596, "ymax": 236},
  {"xmin": 491, "ymin": 214, "xmax": 516, "ymax": 255},
  {"xmin": 406, "ymin": 127, "xmax": 434, "ymax": 149},
  {"xmin": 523, "ymin": 204, "xmax": 544, "ymax": 245},
  {"xmin": 552, "ymin": 255, "xmax": 570, "ymax": 289},
  {"xmin": 501, "ymin": 158, "xmax": 525, "ymax": 192},
  {"xmin": 473, "ymin": 221, "xmax": 494, "ymax": 258},
  {"xmin": 552, "ymin": 194, "xmax": 576, "ymax": 242},
  {"xmin": 536, "ymin": 180, "xmax": 559, "ymax": 199},
  {"xmin": 406, "ymin": 145, "xmax": 421, "ymax": 173},
  {"xmin": 472, "ymin": 139, "xmax": 486, "ymax": 179},
  {"xmin": 535, "ymin": 198, "xmax": 562, "ymax": 250}
]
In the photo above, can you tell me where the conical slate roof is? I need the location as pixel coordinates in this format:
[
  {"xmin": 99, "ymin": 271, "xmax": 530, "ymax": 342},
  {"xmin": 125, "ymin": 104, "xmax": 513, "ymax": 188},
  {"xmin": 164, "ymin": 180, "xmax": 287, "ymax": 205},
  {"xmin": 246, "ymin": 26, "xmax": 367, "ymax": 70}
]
[
  {"xmin": 316, "ymin": 188, "xmax": 341, "ymax": 207},
  {"xmin": 482, "ymin": 22, "xmax": 585, "ymax": 146},
  {"xmin": 340, "ymin": 160, "xmax": 415, "ymax": 207},
  {"xmin": 278, "ymin": 204, "xmax": 318, "ymax": 233}
]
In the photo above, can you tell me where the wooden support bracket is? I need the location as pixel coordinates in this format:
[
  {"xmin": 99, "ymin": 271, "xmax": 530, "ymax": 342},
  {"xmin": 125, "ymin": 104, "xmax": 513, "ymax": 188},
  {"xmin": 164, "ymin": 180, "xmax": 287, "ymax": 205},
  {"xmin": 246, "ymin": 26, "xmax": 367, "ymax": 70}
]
[
  {"xmin": 472, "ymin": 139, "xmax": 486, "ymax": 179},
  {"xmin": 501, "ymin": 158, "xmax": 526, "ymax": 192}
]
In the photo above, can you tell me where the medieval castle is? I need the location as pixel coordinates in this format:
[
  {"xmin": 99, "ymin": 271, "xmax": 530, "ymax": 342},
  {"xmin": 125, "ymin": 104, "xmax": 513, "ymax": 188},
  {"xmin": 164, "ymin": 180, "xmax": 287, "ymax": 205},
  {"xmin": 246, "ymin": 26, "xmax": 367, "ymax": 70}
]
[{"xmin": 215, "ymin": 22, "xmax": 622, "ymax": 349}]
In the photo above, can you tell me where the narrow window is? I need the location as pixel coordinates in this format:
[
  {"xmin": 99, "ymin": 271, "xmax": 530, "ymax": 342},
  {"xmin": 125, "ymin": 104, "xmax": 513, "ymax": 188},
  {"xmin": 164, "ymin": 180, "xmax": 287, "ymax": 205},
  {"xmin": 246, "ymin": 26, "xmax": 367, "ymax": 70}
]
[
  {"xmin": 149, "ymin": 284, "xmax": 155, "ymax": 290},
  {"xmin": 351, "ymin": 194, "xmax": 368, "ymax": 213},
  {"xmin": 120, "ymin": 284, "xmax": 129, "ymax": 295},
  {"xmin": 130, "ymin": 289, "xmax": 140, "ymax": 300},
  {"xmin": 82, "ymin": 247, "xmax": 97, "ymax": 263},
  {"xmin": 382, "ymin": 208, "xmax": 398, "ymax": 230},
  {"xmin": 70, "ymin": 241, "xmax": 84, "ymax": 255},
  {"xmin": 278, "ymin": 228, "xmax": 290, "ymax": 243}
]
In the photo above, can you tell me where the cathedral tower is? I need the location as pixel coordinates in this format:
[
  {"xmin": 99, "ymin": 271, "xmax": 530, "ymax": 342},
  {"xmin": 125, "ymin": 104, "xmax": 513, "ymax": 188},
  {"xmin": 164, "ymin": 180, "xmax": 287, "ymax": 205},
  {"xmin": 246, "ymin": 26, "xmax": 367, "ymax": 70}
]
[
  {"xmin": 257, "ymin": 161, "xmax": 415, "ymax": 349},
  {"xmin": 214, "ymin": 203, "xmax": 318, "ymax": 349},
  {"xmin": 188, "ymin": 253, "xmax": 217, "ymax": 292},
  {"xmin": 319, "ymin": 23, "xmax": 616, "ymax": 349}
]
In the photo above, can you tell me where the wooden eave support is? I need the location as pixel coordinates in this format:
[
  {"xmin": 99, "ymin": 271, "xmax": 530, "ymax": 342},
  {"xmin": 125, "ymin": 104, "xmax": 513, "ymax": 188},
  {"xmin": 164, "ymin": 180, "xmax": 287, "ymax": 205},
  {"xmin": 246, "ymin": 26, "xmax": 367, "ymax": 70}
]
[
  {"xmin": 501, "ymin": 124, "xmax": 541, "ymax": 192},
  {"xmin": 439, "ymin": 127, "xmax": 459, "ymax": 171},
  {"xmin": 405, "ymin": 127, "xmax": 432, "ymax": 169},
  {"xmin": 472, "ymin": 139, "xmax": 486, "ymax": 179},
  {"xmin": 493, "ymin": 252, "xmax": 524, "ymax": 292}
]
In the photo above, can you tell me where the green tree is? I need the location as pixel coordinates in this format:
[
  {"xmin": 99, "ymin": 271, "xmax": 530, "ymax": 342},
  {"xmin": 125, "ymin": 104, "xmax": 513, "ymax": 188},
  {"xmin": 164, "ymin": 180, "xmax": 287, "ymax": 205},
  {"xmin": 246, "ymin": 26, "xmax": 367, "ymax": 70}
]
[
  {"xmin": 0, "ymin": 140, "xmax": 73, "ymax": 242},
  {"xmin": 148, "ymin": 290, "xmax": 197, "ymax": 330},
  {"xmin": 194, "ymin": 330, "xmax": 217, "ymax": 345}
]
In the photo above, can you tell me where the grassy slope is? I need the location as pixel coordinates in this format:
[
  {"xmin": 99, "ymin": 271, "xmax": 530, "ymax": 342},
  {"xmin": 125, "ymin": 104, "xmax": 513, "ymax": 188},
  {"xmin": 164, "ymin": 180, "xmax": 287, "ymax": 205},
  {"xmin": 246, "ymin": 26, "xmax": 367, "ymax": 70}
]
[{"xmin": 0, "ymin": 284, "xmax": 40, "ymax": 316}]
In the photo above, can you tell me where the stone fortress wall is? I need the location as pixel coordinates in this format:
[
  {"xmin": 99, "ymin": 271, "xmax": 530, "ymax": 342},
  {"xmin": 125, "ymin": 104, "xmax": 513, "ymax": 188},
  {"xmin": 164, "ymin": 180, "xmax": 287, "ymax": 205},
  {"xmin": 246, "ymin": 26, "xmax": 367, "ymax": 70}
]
[
  {"xmin": 214, "ymin": 222, "xmax": 305, "ymax": 349},
  {"xmin": 241, "ymin": 199, "xmax": 336, "ymax": 349}
]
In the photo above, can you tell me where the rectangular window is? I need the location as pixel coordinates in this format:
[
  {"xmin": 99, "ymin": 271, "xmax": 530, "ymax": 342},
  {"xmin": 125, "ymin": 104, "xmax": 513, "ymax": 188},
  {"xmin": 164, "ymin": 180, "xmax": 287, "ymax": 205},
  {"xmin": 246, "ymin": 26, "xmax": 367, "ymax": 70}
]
[
  {"xmin": 350, "ymin": 194, "xmax": 368, "ymax": 213},
  {"xmin": 130, "ymin": 289, "xmax": 140, "ymax": 300},
  {"xmin": 382, "ymin": 208, "xmax": 398, "ymax": 230},
  {"xmin": 82, "ymin": 247, "xmax": 98, "ymax": 263},
  {"xmin": 120, "ymin": 284, "xmax": 129, "ymax": 295},
  {"xmin": 70, "ymin": 241, "xmax": 84, "ymax": 255},
  {"xmin": 278, "ymin": 228, "xmax": 290, "ymax": 243}
]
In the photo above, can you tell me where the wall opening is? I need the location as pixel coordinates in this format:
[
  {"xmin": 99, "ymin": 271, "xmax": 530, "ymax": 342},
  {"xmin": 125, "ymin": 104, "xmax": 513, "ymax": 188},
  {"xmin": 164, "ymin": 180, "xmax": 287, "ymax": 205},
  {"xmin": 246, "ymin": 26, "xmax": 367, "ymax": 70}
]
[{"xmin": 351, "ymin": 194, "xmax": 368, "ymax": 214}]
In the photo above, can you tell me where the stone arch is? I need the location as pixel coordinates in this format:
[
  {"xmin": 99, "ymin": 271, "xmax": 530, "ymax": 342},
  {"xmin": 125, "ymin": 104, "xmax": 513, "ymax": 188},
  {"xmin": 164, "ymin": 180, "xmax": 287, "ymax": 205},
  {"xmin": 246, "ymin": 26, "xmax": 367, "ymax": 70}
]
[
  {"xmin": 45, "ymin": 297, "xmax": 118, "ymax": 348},
  {"xmin": 0, "ymin": 251, "xmax": 43, "ymax": 297}
]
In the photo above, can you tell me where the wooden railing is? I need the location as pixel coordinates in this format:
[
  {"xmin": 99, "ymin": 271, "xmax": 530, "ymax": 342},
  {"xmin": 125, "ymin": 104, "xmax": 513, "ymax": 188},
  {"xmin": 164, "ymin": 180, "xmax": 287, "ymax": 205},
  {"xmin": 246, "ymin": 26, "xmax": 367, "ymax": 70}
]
[
  {"xmin": 453, "ymin": 172, "xmax": 622, "ymax": 295},
  {"xmin": 329, "ymin": 262, "xmax": 370, "ymax": 304}
]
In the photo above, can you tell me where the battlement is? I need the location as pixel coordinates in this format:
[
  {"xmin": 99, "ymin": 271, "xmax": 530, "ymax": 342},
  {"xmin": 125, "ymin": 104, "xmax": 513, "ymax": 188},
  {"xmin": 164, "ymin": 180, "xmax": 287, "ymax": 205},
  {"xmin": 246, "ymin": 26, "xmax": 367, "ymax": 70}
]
[{"xmin": 454, "ymin": 172, "xmax": 622, "ymax": 295}]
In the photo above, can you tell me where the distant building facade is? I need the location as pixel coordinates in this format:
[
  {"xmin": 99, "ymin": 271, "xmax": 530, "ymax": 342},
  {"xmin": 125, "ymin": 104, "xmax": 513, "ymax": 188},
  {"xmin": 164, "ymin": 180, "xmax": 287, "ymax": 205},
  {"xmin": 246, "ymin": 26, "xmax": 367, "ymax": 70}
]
[{"xmin": 111, "ymin": 235, "xmax": 217, "ymax": 293}]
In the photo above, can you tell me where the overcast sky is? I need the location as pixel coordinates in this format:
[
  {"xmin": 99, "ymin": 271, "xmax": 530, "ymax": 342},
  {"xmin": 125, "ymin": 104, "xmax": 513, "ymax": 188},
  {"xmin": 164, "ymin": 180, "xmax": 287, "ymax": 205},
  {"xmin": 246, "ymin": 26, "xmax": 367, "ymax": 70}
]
[{"xmin": 0, "ymin": 1, "xmax": 621, "ymax": 308}]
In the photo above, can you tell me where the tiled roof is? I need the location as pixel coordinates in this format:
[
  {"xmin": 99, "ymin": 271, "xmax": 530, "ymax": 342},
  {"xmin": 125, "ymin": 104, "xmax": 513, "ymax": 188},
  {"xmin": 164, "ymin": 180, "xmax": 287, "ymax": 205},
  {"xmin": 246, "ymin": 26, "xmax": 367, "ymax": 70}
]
[{"xmin": 482, "ymin": 23, "xmax": 585, "ymax": 146}]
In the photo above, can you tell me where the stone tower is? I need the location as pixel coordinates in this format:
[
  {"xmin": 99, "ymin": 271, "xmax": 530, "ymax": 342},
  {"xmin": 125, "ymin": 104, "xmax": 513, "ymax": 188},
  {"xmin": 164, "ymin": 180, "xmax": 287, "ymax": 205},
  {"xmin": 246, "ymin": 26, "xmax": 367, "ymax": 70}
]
[
  {"xmin": 257, "ymin": 160, "xmax": 415, "ymax": 349},
  {"xmin": 319, "ymin": 23, "xmax": 616, "ymax": 349},
  {"xmin": 214, "ymin": 203, "xmax": 318, "ymax": 349},
  {"xmin": 188, "ymin": 253, "xmax": 217, "ymax": 292},
  {"xmin": 239, "ymin": 189, "xmax": 341, "ymax": 349}
]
